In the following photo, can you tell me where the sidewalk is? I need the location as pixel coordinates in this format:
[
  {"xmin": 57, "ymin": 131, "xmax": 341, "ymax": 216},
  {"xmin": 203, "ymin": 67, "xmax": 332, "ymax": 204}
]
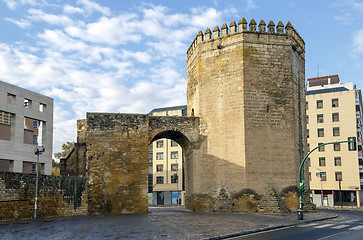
[{"xmin": 0, "ymin": 206, "xmax": 337, "ymax": 240}]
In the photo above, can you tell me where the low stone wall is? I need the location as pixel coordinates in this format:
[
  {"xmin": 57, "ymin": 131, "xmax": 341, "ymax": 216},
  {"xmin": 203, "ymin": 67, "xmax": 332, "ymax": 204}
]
[
  {"xmin": 0, "ymin": 172, "xmax": 88, "ymax": 222},
  {"xmin": 186, "ymin": 186, "xmax": 303, "ymax": 213}
]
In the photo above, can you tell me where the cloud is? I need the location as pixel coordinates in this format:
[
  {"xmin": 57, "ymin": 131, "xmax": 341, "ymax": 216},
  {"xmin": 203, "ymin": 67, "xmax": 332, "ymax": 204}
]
[
  {"xmin": 353, "ymin": 28, "xmax": 363, "ymax": 54},
  {"xmin": 37, "ymin": 29, "xmax": 88, "ymax": 52},
  {"xmin": 3, "ymin": 0, "xmax": 40, "ymax": 9},
  {"xmin": 28, "ymin": 8, "xmax": 74, "ymax": 26},
  {"xmin": 65, "ymin": 15, "xmax": 141, "ymax": 45},
  {"xmin": 245, "ymin": 0, "xmax": 257, "ymax": 11},
  {"xmin": 63, "ymin": 5, "xmax": 84, "ymax": 15},
  {"xmin": 121, "ymin": 50, "xmax": 152, "ymax": 64},
  {"xmin": 4, "ymin": 17, "xmax": 31, "ymax": 28},
  {"xmin": 331, "ymin": 0, "xmax": 363, "ymax": 24},
  {"xmin": 78, "ymin": 0, "xmax": 111, "ymax": 16}
]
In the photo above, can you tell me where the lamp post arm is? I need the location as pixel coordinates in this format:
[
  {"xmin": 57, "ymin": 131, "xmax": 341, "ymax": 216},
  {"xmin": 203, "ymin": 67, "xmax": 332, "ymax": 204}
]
[{"xmin": 298, "ymin": 140, "xmax": 351, "ymax": 210}]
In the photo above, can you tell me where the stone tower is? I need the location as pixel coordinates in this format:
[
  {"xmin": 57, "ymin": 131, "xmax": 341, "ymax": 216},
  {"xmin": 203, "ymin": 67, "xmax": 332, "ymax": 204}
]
[{"xmin": 185, "ymin": 19, "xmax": 306, "ymax": 211}]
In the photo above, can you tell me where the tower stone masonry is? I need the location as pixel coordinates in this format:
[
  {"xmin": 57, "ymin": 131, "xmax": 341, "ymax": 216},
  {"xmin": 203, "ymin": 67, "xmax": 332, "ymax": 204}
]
[{"xmin": 185, "ymin": 18, "xmax": 306, "ymax": 212}]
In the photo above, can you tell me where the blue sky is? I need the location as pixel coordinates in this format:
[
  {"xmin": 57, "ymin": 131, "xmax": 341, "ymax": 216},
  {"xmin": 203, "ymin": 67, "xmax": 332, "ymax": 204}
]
[{"xmin": 1, "ymin": 0, "xmax": 363, "ymax": 156}]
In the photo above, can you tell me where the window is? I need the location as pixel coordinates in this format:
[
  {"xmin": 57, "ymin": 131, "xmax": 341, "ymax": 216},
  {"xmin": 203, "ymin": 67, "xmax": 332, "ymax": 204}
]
[
  {"xmin": 171, "ymin": 140, "xmax": 178, "ymax": 147},
  {"xmin": 33, "ymin": 121, "xmax": 38, "ymax": 129},
  {"xmin": 309, "ymin": 172, "xmax": 311, "ymax": 181},
  {"xmin": 0, "ymin": 111, "xmax": 11, "ymax": 125},
  {"xmin": 334, "ymin": 157, "xmax": 341, "ymax": 166},
  {"xmin": 318, "ymin": 143, "xmax": 325, "ymax": 152},
  {"xmin": 148, "ymin": 151, "xmax": 153, "ymax": 161},
  {"xmin": 332, "ymin": 98, "xmax": 339, "ymax": 108},
  {"xmin": 32, "ymin": 163, "xmax": 37, "ymax": 172},
  {"xmin": 24, "ymin": 99, "xmax": 31, "ymax": 108},
  {"xmin": 319, "ymin": 157, "xmax": 326, "ymax": 166},
  {"xmin": 156, "ymin": 152, "xmax": 164, "ymax": 160},
  {"xmin": 307, "ymin": 157, "xmax": 311, "ymax": 167},
  {"xmin": 171, "ymin": 174, "xmax": 178, "ymax": 183},
  {"xmin": 171, "ymin": 163, "xmax": 178, "ymax": 171},
  {"xmin": 335, "ymin": 172, "xmax": 342, "ymax": 181},
  {"xmin": 156, "ymin": 176, "xmax": 164, "ymax": 184},
  {"xmin": 33, "ymin": 135, "xmax": 38, "ymax": 143},
  {"xmin": 171, "ymin": 151, "xmax": 178, "ymax": 159},
  {"xmin": 317, "ymin": 100, "xmax": 323, "ymax": 109},
  {"xmin": 319, "ymin": 172, "xmax": 327, "ymax": 181},
  {"xmin": 333, "ymin": 127, "xmax": 340, "ymax": 136},
  {"xmin": 156, "ymin": 164, "xmax": 163, "ymax": 172},
  {"xmin": 317, "ymin": 114, "xmax": 324, "ymax": 123},
  {"xmin": 306, "ymin": 101, "xmax": 308, "ymax": 110},
  {"xmin": 334, "ymin": 143, "xmax": 341, "ymax": 151},
  {"xmin": 356, "ymin": 105, "xmax": 360, "ymax": 112},
  {"xmin": 39, "ymin": 103, "xmax": 46, "ymax": 112},
  {"xmin": 317, "ymin": 128, "xmax": 324, "ymax": 137},
  {"xmin": 156, "ymin": 140, "xmax": 164, "ymax": 148},
  {"xmin": 307, "ymin": 143, "xmax": 310, "ymax": 151},
  {"xmin": 332, "ymin": 113, "xmax": 339, "ymax": 122},
  {"xmin": 306, "ymin": 115, "xmax": 309, "ymax": 124},
  {"xmin": 7, "ymin": 93, "xmax": 16, "ymax": 104},
  {"xmin": 307, "ymin": 129, "xmax": 309, "ymax": 138}
]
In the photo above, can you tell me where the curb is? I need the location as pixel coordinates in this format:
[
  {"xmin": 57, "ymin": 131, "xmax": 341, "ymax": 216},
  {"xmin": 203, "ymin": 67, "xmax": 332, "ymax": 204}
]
[
  {"xmin": 204, "ymin": 214, "xmax": 339, "ymax": 240},
  {"xmin": 318, "ymin": 207, "xmax": 363, "ymax": 212}
]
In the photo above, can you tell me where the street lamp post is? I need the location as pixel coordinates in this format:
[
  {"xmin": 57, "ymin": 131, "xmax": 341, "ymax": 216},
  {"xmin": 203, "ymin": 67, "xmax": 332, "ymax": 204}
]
[
  {"xmin": 34, "ymin": 146, "xmax": 45, "ymax": 221},
  {"xmin": 298, "ymin": 138, "xmax": 355, "ymax": 220}
]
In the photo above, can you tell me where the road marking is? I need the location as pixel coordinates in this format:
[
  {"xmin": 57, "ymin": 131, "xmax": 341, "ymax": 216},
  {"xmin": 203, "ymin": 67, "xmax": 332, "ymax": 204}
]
[
  {"xmin": 344, "ymin": 219, "xmax": 359, "ymax": 223},
  {"xmin": 228, "ymin": 226, "xmax": 294, "ymax": 239},
  {"xmin": 299, "ymin": 223, "xmax": 320, "ymax": 227},
  {"xmin": 331, "ymin": 224, "xmax": 349, "ymax": 229},
  {"xmin": 349, "ymin": 225, "xmax": 363, "ymax": 230},
  {"xmin": 314, "ymin": 223, "xmax": 335, "ymax": 229},
  {"xmin": 317, "ymin": 231, "xmax": 348, "ymax": 240}
]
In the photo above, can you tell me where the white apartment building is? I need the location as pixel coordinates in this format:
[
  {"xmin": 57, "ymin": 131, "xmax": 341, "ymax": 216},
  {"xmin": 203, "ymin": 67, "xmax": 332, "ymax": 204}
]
[
  {"xmin": 306, "ymin": 75, "xmax": 363, "ymax": 207},
  {"xmin": 148, "ymin": 105, "xmax": 186, "ymax": 205},
  {"xmin": 0, "ymin": 80, "xmax": 53, "ymax": 175}
]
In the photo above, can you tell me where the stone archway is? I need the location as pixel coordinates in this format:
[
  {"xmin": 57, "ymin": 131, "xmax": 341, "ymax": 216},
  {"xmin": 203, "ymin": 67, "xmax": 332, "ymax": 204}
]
[
  {"xmin": 148, "ymin": 130, "xmax": 191, "ymax": 206},
  {"xmin": 81, "ymin": 112, "xmax": 201, "ymax": 214}
]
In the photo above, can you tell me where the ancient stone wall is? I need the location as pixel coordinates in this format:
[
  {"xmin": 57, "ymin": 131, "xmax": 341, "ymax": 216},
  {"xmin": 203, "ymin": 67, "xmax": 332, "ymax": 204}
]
[
  {"xmin": 84, "ymin": 113, "xmax": 201, "ymax": 215},
  {"xmin": 0, "ymin": 172, "xmax": 87, "ymax": 222},
  {"xmin": 186, "ymin": 19, "xmax": 306, "ymax": 211}
]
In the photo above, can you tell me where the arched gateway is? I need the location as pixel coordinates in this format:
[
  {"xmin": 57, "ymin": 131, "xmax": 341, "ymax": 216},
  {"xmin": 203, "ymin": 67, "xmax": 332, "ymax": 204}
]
[
  {"xmin": 80, "ymin": 113, "xmax": 201, "ymax": 214},
  {"xmin": 66, "ymin": 18, "xmax": 307, "ymax": 214}
]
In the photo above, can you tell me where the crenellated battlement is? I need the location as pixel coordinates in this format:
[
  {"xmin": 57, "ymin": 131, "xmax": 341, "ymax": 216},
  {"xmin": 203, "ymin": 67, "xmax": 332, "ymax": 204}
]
[{"xmin": 187, "ymin": 18, "xmax": 305, "ymax": 58}]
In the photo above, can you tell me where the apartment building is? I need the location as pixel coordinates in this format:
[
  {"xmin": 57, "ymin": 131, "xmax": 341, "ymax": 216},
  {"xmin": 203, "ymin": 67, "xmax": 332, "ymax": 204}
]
[
  {"xmin": 148, "ymin": 105, "xmax": 186, "ymax": 205},
  {"xmin": 306, "ymin": 75, "xmax": 363, "ymax": 207},
  {"xmin": 0, "ymin": 80, "xmax": 53, "ymax": 175}
]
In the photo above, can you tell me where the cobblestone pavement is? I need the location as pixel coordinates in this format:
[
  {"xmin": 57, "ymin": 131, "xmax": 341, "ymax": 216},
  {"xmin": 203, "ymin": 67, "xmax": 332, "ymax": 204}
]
[{"xmin": 0, "ymin": 206, "xmax": 337, "ymax": 240}]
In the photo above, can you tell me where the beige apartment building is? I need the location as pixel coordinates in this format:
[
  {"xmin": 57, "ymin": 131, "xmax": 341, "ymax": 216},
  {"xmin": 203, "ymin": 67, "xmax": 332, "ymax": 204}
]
[
  {"xmin": 306, "ymin": 75, "xmax": 363, "ymax": 207},
  {"xmin": 0, "ymin": 80, "xmax": 53, "ymax": 175},
  {"xmin": 148, "ymin": 105, "xmax": 186, "ymax": 205}
]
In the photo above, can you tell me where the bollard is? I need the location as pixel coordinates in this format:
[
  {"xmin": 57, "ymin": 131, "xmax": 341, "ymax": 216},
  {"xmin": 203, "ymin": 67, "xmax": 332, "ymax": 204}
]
[{"xmin": 297, "ymin": 209, "xmax": 303, "ymax": 220}]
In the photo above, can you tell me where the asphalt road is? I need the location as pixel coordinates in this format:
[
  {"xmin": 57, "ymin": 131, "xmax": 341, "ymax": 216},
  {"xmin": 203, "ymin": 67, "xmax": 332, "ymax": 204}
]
[{"xmin": 229, "ymin": 210, "xmax": 363, "ymax": 240}]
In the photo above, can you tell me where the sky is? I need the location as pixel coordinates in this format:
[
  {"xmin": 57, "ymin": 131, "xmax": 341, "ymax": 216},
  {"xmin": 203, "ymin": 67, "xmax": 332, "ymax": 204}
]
[{"xmin": 1, "ymin": 0, "xmax": 363, "ymax": 158}]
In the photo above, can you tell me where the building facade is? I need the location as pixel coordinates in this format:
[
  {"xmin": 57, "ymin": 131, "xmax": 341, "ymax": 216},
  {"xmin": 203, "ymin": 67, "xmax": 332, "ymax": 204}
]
[
  {"xmin": 0, "ymin": 80, "xmax": 53, "ymax": 175},
  {"xmin": 306, "ymin": 75, "xmax": 363, "ymax": 207},
  {"xmin": 148, "ymin": 105, "xmax": 186, "ymax": 205}
]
